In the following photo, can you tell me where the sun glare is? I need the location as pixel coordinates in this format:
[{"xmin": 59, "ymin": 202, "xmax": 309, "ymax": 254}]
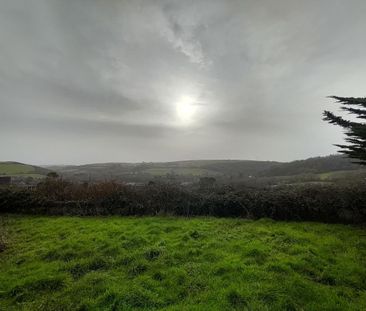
[{"xmin": 176, "ymin": 95, "xmax": 197, "ymax": 125}]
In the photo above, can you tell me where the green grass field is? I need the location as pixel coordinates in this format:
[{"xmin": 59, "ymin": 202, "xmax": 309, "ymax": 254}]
[
  {"xmin": 0, "ymin": 216, "xmax": 365, "ymax": 310},
  {"xmin": 318, "ymin": 170, "xmax": 366, "ymax": 181},
  {"xmin": 143, "ymin": 167, "xmax": 216, "ymax": 176},
  {"xmin": 0, "ymin": 163, "xmax": 36, "ymax": 175},
  {"xmin": 0, "ymin": 162, "xmax": 48, "ymax": 178}
]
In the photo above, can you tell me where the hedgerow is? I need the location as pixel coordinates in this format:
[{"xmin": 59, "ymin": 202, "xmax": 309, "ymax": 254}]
[{"xmin": 0, "ymin": 180, "xmax": 365, "ymax": 223}]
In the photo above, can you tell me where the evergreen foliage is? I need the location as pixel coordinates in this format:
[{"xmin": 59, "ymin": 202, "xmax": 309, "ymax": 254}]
[{"xmin": 323, "ymin": 96, "xmax": 366, "ymax": 165}]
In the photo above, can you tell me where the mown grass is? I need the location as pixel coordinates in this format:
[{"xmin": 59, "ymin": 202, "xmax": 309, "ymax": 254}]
[{"xmin": 0, "ymin": 216, "xmax": 365, "ymax": 310}]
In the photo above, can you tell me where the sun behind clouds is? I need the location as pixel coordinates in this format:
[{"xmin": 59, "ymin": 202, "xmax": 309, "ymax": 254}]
[{"xmin": 175, "ymin": 95, "xmax": 198, "ymax": 125}]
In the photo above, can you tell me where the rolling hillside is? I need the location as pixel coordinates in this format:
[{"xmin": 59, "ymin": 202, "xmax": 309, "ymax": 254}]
[
  {"xmin": 45, "ymin": 155, "xmax": 365, "ymax": 182},
  {"xmin": 1, "ymin": 155, "xmax": 362, "ymax": 182},
  {"xmin": 260, "ymin": 155, "xmax": 361, "ymax": 177},
  {"xmin": 0, "ymin": 162, "xmax": 50, "ymax": 178},
  {"xmin": 46, "ymin": 160, "xmax": 280, "ymax": 181}
]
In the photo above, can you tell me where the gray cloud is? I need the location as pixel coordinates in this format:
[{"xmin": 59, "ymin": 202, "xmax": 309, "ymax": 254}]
[{"xmin": 1, "ymin": 0, "xmax": 366, "ymax": 164}]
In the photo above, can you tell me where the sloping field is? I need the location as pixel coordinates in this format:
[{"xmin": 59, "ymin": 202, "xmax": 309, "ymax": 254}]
[
  {"xmin": 0, "ymin": 163, "xmax": 36, "ymax": 175},
  {"xmin": 47, "ymin": 155, "xmax": 363, "ymax": 181},
  {"xmin": 0, "ymin": 162, "xmax": 49, "ymax": 177},
  {"xmin": 143, "ymin": 167, "xmax": 217, "ymax": 176},
  {"xmin": 0, "ymin": 216, "xmax": 365, "ymax": 310}
]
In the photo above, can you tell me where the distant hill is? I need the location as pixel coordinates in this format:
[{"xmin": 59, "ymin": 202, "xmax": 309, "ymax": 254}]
[
  {"xmin": 45, "ymin": 155, "xmax": 364, "ymax": 182},
  {"xmin": 46, "ymin": 160, "xmax": 279, "ymax": 181},
  {"xmin": 0, "ymin": 162, "xmax": 50, "ymax": 178},
  {"xmin": 199, "ymin": 160, "xmax": 280, "ymax": 176},
  {"xmin": 260, "ymin": 155, "xmax": 361, "ymax": 177}
]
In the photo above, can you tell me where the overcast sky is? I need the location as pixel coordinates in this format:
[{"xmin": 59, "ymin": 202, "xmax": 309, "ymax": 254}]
[{"xmin": 1, "ymin": 0, "xmax": 365, "ymax": 165}]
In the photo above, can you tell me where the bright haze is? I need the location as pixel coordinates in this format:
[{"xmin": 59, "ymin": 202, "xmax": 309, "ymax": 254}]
[{"xmin": 1, "ymin": 0, "xmax": 365, "ymax": 165}]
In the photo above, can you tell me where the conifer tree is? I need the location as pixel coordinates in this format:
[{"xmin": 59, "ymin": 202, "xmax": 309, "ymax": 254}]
[{"xmin": 323, "ymin": 96, "xmax": 366, "ymax": 165}]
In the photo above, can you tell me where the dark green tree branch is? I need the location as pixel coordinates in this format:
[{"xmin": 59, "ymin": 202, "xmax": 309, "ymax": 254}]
[{"xmin": 323, "ymin": 96, "xmax": 366, "ymax": 165}]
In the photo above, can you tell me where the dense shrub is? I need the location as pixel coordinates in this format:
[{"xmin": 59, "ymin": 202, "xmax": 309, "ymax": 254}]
[{"xmin": 0, "ymin": 180, "xmax": 365, "ymax": 224}]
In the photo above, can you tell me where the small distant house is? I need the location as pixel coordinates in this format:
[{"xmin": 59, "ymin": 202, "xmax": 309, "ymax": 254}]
[{"xmin": 0, "ymin": 176, "xmax": 11, "ymax": 186}]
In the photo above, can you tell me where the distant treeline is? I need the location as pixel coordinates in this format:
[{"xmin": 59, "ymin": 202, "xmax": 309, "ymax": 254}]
[{"xmin": 1, "ymin": 178, "xmax": 365, "ymax": 224}]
